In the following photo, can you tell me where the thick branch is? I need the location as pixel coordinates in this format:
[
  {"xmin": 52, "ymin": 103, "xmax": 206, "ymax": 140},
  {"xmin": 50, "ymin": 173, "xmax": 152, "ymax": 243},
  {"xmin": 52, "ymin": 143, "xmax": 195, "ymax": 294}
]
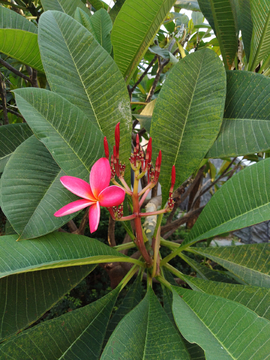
[
  {"xmin": 161, "ymin": 206, "xmax": 204, "ymax": 237},
  {"xmin": 129, "ymin": 55, "xmax": 158, "ymax": 95}
]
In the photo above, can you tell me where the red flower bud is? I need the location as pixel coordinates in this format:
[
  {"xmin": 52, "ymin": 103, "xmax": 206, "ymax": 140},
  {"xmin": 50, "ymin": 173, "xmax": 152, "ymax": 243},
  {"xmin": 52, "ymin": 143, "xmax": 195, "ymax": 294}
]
[
  {"xmin": 103, "ymin": 137, "xmax": 109, "ymax": 160},
  {"xmin": 170, "ymin": 165, "xmax": 176, "ymax": 192}
]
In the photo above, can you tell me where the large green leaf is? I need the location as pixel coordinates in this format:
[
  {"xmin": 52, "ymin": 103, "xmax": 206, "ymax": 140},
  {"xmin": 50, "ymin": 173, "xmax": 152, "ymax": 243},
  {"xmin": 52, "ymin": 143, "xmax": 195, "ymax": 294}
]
[
  {"xmin": 109, "ymin": 0, "xmax": 126, "ymax": 23},
  {"xmin": 14, "ymin": 89, "xmax": 104, "ymax": 180},
  {"xmin": 181, "ymin": 158, "xmax": 270, "ymax": 248},
  {"xmin": 0, "ymin": 288, "xmax": 119, "ymax": 359},
  {"xmin": 249, "ymin": 0, "xmax": 270, "ymax": 71},
  {"xmin": 192, "ymin": 243, "xmax": 270, "ymax": 288},
  {"xmin": 0, "ymin": 5, "xmax": 37, "ymax": 33},
  {"xmin": 197, "ymin": 0, "xmax": 238, "ymax": 69},
  {"xmin": 0, "ymin": 233, "xmax": 140, "ymax": 278},
  {"xmin": 1, "ymin": 136, "xmax": 79, "ymax": 239},
  {"xmin": 0, "ymin": 123, "xmax": 32, "ymax": 173},
  {"xmin": 101, "ymin": 287, "xmax": 190, "ymax": 359},
  {"xmin": 75, "ymin": 8, "xmax": 112, "ymax": 54},
  {"xmin": 40, "ymin": 0, "xmax": 87, "ymax": 15},
  {"xmin": 111, "ymin": 0, "xmax": 176, "ymax": 83},
  {"xmin": 38, "ymin": 11, "xmax": 132, "ymax": 165},
  {"xmin": 172, "ymin": 287, "xmax": 270, "ymax": 359},
  {"xmin": 0, "ymin": 265, "xmax": 95, "ymax": 341},
  {"xmin": 183, "ymin": 276, "xmax": 270, "ymax": 320},
  {"xmin": 174, "ymin": 0, "xmax": 200, "ymax": 11},
  {"xmin": 0, "ymin": 29, "xmax": 43, "ymax": 72},
  {"xmin": 150, "ymin": 49, "xmax": 226, "ymax": 204},
  {"xmin": 207, "ymin": 71, "xmax": 270, "ymax": 158}
]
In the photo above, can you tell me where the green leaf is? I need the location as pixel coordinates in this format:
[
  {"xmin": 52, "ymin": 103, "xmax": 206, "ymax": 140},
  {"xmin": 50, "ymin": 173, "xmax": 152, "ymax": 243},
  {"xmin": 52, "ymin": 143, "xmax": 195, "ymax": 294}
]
[
  {"xmin": 183, "ymin": 276, "xmax": 270, "ymax": 320},
  {"xmin": 182, "ymin": 158, "xmax": 270, "ymax": 248},
  {"xmin": 0, "ymin": 123, "xmax": 32, "ymax": 173},
  {"xmin": 105, "ymin": 276, "xmax": 142, "ymax": 342},
  {"xmin": 197, "ymin": 0, "xmax": 238, "ymax": 69},
  {"xmin": 249, "ymin": 0, "xmax": 270, "ymax": 71},
  {"xmin": 174, "ymin": 0, "xmax": 200, "ymax": 11},
  {"xmin": 111, "ymin": 0, "xmax": 176, "ymax": 83},
  {"xmin": 0, "ymin": 5, "xmax": 37, "ymax": 33},
  {"xmin": 150, "ymin": 49, "xmax": 226, "ymax": 205},
  {"xmin": 90, "ymin": 0, "xmax": 109, "ymax": 10},
  {"xmin": 102, "ymin": 287, "xmax": 190, "ymax": 359},
  {"xmin": 75, "ymin": 8, "xmax": 112, "ymax": 54},
  {"xmin": 0, "ymin": 29, "xmax": 43, "ymax": 71},
  {"xmin": 14, "ymin": 89, "xmax": 104, "ymax": 180},
  {"xmin": 0, "ymin": 288, "xmax": 120, "ymax": 359},
  {"xmin": 0, "ymin": 233, "xmax": 140, "ymax": 278},
  {"xmin": 38, "ymin": 11, "xmax": 132, "ymax": 165},
  {"xmin": 1, "ymin": 136, "xmax": 80, "ymax": 239},
  {"xmin": 0, "ymin": 265, "xmax": 95, "ymax": 341},
  {"xmin": 109, "ymin": 0, "xmax": 126, "ymax": 23},
  {"xmin": 234, "ymin": 0, "xmax": 252, "ymax": 62},
  {"xmin": 207, "ymin": 71, "xmax": 270, "ymax": 158},
  {"xmin": 134, "ymin": 99, "xmax": 156, "ymax": 133},
  {"xmin": 40, "ymin": 0, "xmax": 87, "ymax": 16},
  {"xmin": 191, "ymin": 243, "xmax": 270, "ymax": 288},
  {"xmin": 180, "ymin": 253, "xmax": 239, "ymax": 284},
  {"xmin": 172, "ymin": 287, "xmax": 270, "ymax": 359}
]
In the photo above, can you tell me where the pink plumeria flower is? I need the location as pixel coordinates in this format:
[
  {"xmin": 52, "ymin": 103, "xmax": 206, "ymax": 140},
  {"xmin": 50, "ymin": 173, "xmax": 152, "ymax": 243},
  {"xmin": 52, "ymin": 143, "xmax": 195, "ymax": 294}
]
[{"xmin": 54, "ymin": 158, "xmax": 125, "ymax": 233}]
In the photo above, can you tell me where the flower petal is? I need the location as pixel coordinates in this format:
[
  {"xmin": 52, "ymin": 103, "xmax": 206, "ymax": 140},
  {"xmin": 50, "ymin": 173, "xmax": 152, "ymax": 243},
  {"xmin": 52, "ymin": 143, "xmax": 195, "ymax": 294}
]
[
  {"xmin": 60, "ymin": 176, "xmax": 95, "ymax": 200},
  {"xmin": 54, "ymin": 199, "xmax": 93, "ymax": 217},
  {"xmin": 89, "ymin": 202, "xmax": 100, "ymax": 233},
  {"xmin": 98, "ymin": 185, "xmax": 125, "ymax": 207},
  {"xmin": 90, "ymin": 158, "xmax": 111, "ymax": 198}
]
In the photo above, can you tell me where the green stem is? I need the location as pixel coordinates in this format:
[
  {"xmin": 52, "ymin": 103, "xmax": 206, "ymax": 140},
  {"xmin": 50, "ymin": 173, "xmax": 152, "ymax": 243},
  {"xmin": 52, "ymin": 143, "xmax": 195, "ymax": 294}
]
[
  {"xmin": 119, "ymin": 220, "xmax": 136, "ymax": 241},
  {"xmin": 155, "ymin": 274, "xmax": 172, "ymax": 290},
  {"xmin": 119, "ymin": 264, "xmax": 141, "ymax": 291},
  {"xmin": 160, "ymin": 238, "xmax": 180, "ymax": 250},
  {"xmin": 113, "ymin": 242, "xmax": 136, "ymax": 251},
  {"xmin": 163, "ymin": 263, "xmax": 185, "ymax": 281}
]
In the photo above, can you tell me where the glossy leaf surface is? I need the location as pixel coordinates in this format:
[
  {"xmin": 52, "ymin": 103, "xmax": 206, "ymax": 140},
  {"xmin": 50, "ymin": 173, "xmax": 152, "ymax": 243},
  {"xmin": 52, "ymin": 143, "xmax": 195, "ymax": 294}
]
[
  {"xmin": 111, "ymin": 0, "xmax": 176, "ymax": 83},
  {"xmin": 0, "ymin": 288, "xmax": 119, "ymax": 359},
  {"xmin": 102, "ymin": 287, "xmax": 190, "ymax": 359},
  {"xmin": 208, "ymin": 71, "xmax": 270, "ymax": 158},
  {"xmin": 182, "ymin": 158, "xmax": 270, "ymax": 248},
  {"xmin": 40, "ymin": 0, "xmax": 87, "ymax": 15},
  {"xmin": 14, "ymin": 89, "xmax": 104, "ymax": 180},
  {"xmin": 1, "ymin": 136, "xmax": 79, "ymax": 239},
  {"xmin": 173, "ymin": 287, "xmax": 270, "ymax": 359},
  {"xmin": 0, "ymin": 265, "xmax": 95, "ymax": 340},
  {"xmin": 38, "ymin": 11, "xmax": 132, "ymax": 165},
  {"xmin": 192, "ymin": 243, "xmax": 270, "ymax": 288},
  {"xmin": 197, "ymin": 0, "xmax": 238, "ymax": 69},
  {"xmin": 151, "ymin": 49, "xmax": 226, "ymax": 204},
  {"xmin": 0, "ymin": 233, "xmax": 138, "ymax": 279}
]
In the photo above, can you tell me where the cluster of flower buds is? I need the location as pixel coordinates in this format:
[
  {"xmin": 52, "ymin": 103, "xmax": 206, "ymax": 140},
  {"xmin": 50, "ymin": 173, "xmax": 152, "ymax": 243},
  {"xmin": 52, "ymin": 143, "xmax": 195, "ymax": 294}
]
[
  {"xmin": 107, "ymin": 204, "xmax": 124, "ymax": 220},
  {"xmin": 167, "ymin": 165, "xmax": 176, "ymax": 210}
]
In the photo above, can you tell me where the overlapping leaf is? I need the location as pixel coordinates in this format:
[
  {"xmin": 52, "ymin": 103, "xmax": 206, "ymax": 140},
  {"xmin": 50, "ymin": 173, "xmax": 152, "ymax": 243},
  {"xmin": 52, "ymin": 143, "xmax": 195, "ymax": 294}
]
[
  {"xmin": 192, "ymin": 243, "xmax": 270, "ymax": 288},
  {"xmin": 1, "ymin": 136, "xmax": 79, "ymax": 239},
  {"xmin": 207, "ymin": 71, "xmax": 270, "ymax": 158},
  {"xmin": 101, "ymin": 288, "xmax": 190, "ymax": 359},
  {"xmin": 249, "ymin": 0, "xmax": 270, "ymax": 71},
  {"xmin": 0, "ymin": 233, "xmax": 140, "ymax": 279},
  {"xmin": 172, "ymin": 287, "xmax": 270, "ymax": 360},
  {"xmin": 40, "ymin": 0, "xmax": 87, "ymax": 15},
  {"xmin": 0, "ymin": 265, "xmax": 95, "ymax": 341},
  {"xmin": 150, "ymin": 49, "xmax": 226, "ymax": 204},
  {"xmin": 0, "ymin": 288, "xmax": 119, "ymax": 359},
  {"xmin": 183, "ymin": 276, "xmax": 270, "ymax": 320},
  {"xmin": 0, "ymin": 5, "xmax": 37, "ymax": 33},
  {"xmin": 14, "ymin": 89, "xmax": 104, "ymax": 180},
  {"xmin": 75, "ymin": 8, "xmax": 112, "ymax": 54},
  {"xmin": 0, "ymin": 123, "xmax": 32, "ymax": 173},
  {"xmin": 111, "ymin": 0, "xmax": 176, "ymax": 83},
  {"xmin": 38, "ymin": 11, "xmax": 132, "ymax": 165},
  {"xmin": 181, "ymin": 158, "xmax": 270, "ymax": 248},
  {"xmin": 197, "ymin": 0, "xmax": 238, "ymax": 69},
  {"xmin": 234, "ymin": 0, "xmax": 253, "ymax": 62}
]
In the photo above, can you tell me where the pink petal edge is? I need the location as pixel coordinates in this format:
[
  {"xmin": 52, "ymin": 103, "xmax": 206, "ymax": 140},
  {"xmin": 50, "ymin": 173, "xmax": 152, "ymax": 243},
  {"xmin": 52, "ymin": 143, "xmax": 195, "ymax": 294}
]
[
  {"xmin": 98, "ymin": 185, "xmax": 125, "ymax": 207},
  {"xmin": 54, "ymin": 199, "xmax": 93, "ymax": 217},
  {"xmin": 60, "ymin": 176, "xmax": 95, "ymax": 200},
  {"xmin": 90, "ymin": 158, "xmax": 111, "ymax": 198},
  {"xmin": 89, "ymin": 202, "xmax": 100, "ymax": 233}
]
